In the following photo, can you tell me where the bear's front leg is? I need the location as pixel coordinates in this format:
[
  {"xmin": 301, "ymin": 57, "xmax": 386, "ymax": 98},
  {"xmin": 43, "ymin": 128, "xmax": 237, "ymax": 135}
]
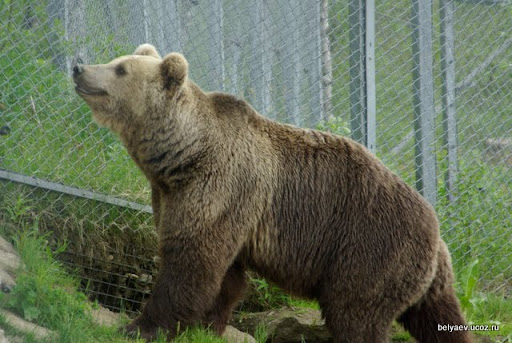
[
  {"xmin": 202, "ymin": 260, "xmax": 247, "ymax": 335},
  {"xmin": 123, "ymin": 235, "xmax": 237, "ymax": 341},
  {"xmin": 123, "ymin": 313, "xmax": 162, "ymax": 341}
]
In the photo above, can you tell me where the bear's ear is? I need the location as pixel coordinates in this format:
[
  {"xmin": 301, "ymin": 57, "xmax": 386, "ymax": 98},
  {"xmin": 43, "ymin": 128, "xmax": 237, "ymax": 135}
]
[
  {"xmin": 134, "ymin": 44, "xmax": 161, "ymax": 59},
  {"xmin": 160, "ymin": 53, "xmax": 188, "ymax": 93}
]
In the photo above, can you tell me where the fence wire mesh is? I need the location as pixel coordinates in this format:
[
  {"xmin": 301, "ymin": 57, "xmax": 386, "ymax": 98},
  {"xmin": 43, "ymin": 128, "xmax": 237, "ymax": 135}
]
[{"xmin": 0, "ymin": 0, "xmax": 511, "ymax": 314}]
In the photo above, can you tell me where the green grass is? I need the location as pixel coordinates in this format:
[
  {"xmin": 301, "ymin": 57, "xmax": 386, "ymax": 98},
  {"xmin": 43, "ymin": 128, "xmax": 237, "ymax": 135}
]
[
  {"xmin": 453, "ymin": 256, "xmax": 512, "ymax": 341},
  {"xmin": 464, "ymin": 293, "xmax": 512, "ymax": 341},
  {"xmin": 0, "ymin": 224, "xmax": 122, "ymax": 343},
  {"xmin": 438, "ymin": 155, "xmax": 512, "ymax": 290}
]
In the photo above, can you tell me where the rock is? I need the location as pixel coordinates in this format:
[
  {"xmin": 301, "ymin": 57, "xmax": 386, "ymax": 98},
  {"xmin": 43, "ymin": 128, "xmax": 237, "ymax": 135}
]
[
  {"xmin": 485, "ymin": 138, "xmax": 512, "ymax": 166},
  {"xmin": 0, "ymin": 237, "xmax": 21, "ymax": 294},
  {"xmin": 232, "ymin": 307, "xmax": 332, "ymax": 343},
  {"xmin": 222, "ymin": 325, "xmax": 257, "ymax": 343},
  {"xmin": 89, "ymin": 305, "xmax": 122, "ymax": 327},
  {"xmin": 486, "ymin": 138, "xmax": 512, "ymax": 150},
  {"xmin": 0, "ymin": 126, "xmax": 10, "ymax": 136},
  {"xmin": 0, "ymin": 239, "xmax": 54, "ymax": 341},
  {"xmin": 0, "ymin": 309, "xmax": 54, "ymax": 341},
  {"xmin": 0, "ymin": 328, "xmax": 9, "ymax": 343}
]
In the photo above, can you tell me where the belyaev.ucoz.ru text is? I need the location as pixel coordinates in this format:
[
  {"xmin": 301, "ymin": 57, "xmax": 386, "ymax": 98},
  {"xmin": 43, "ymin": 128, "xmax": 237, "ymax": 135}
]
[{"xmin": 438, "ymin": 324, "xmax": 499, "ymax": 332}]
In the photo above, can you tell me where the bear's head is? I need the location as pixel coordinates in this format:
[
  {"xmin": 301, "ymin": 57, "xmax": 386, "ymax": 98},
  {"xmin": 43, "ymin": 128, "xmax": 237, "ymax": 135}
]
[{"xmin": 73, "ymin": 44, "xmax": 188, "ymax": 132}]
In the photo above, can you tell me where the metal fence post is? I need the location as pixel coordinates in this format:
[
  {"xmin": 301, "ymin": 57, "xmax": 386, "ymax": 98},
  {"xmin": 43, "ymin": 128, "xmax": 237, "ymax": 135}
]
[
  {"xmin": 224, "ymin": 3, "xmax": 242, "ymax": 97},
  {"xmin": 303, "ymin": 0, "xmax": 324, "ymax": 124},
  {"xmin": 348, "ymin": 0, "xmax": 376, "ymax": 152},
  {"xmin": 321, "ymin": 0, "xmax": 333, "ymax": 121},
  {"xmin": 365, "ymin": 0, "xmax": 376, "ymax": 153},
  {"xmin": 164, "ymin": 0, "xmax": 181, "ymax": 53},
  {"xmin": 249, "ymin": 1, "xmax": 272, "ymax": 117},
  {"xmin": 127, "ymin": 0, "xmax": 146, "ymax": 47},
  {"xmin": 440, "ymin": 0, "xmax": 458, "ymax": 204},
  {"xmin": 411, "ymin": 0, "xmax": 437, "ymax": 206},
  {"xmin": 142, "ymin": 0, "xmax": 149, "ymax": 45},
  {"xmin": 65, "ymin": 0, "xmax": 88, "ymax": 73},
  {"xmin": 206, "ymin": 0, "xmax": 224, "ymax": 91},
  {"xmin": 278, "ymin": 0, "xmax": 301, "ymax": 125}
]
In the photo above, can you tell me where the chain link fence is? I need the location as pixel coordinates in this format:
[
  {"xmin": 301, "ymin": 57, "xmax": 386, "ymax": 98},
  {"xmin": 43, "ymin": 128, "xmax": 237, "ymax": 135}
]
[{"xmin": 0, "ymin": 0, "xmax": 511, "ymax": 314}]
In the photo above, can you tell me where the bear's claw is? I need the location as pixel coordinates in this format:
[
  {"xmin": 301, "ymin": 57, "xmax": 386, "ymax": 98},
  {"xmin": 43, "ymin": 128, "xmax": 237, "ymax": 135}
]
[{"xmin": 121, "ymin": 319, "xmax": 160, "ymax": 341}]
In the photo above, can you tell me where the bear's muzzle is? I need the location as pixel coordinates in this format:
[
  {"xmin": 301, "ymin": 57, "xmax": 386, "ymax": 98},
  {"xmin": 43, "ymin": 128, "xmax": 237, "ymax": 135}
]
[{"xmin": 73, "ymin": 64, "xmax": 108, "ymax": 96}]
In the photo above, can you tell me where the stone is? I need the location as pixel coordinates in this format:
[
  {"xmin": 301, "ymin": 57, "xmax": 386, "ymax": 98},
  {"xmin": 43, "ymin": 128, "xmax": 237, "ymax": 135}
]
[
  {"xmin": 0, "ymin": 309, "xmax": 54, "ymax": 341},
  {"xmin": 485, "ymin": 138, "xmax": 512, "ymax": 166},
  {"xmin": 0, "ymin": 328, "xmax": 10, "ymax": 343},
  {"xmin": 0, "ymin": 237, "xmax": 21, "ymax": 294},
  {"xmin": 89, "ymin": 305, "xmax": 122, "ymax": 327},
  {"xmin": 222, "ymin": 325, "xmax": 257, "ymax": 343},
  {"xmin": 232, "ymin": 307, "xmax": 332, "ymax": 343}
]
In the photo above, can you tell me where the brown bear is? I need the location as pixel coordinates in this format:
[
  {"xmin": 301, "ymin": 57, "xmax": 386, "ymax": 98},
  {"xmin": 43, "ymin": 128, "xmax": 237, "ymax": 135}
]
[{"xmin": 73, "ymin": 44, "xmax": 472, "ymax": 343}]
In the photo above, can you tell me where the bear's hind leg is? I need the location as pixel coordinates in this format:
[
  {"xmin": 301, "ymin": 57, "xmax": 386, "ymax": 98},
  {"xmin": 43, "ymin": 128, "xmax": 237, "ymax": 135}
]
[
  {"xmin": 326, "ymin": 315, "xmax": 391, "ymax": 343},
  {"xmin": 320, "ymin": 298, "xmax": 392, "ymax": 343},
  {"xmin": 202, "ymin": 260, "xmax": 247, "ymax": 335},
  {"xmin": 397, "ymin": 242, "xmax": 473, "ymax": 343},
  {"xmin": 398, "ymin": 286, "xmax": 472, "ymax": 343}
]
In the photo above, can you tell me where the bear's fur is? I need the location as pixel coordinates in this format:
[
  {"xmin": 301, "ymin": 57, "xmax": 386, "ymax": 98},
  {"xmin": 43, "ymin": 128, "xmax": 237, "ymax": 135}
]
[{"xmin": 73, "ymin": 44, "xmax": 472, "ymax": 343}]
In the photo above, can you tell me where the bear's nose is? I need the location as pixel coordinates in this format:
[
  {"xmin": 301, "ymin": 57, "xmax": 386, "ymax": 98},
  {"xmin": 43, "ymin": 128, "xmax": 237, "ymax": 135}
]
[{"xmin": 72, "ymin": 64, "xmax": 84, "ymax": 78}]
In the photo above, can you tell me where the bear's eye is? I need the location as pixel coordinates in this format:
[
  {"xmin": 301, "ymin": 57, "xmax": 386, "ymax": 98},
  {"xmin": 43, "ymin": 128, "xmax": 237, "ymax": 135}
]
[{"xmin": 115, "ymin": 64, "xmax": 127, "ymax": 76}]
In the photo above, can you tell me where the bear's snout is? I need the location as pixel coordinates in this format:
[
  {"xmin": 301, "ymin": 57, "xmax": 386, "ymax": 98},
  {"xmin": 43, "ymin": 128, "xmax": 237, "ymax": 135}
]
[{"xmin": 73, "ymin": 64, "xmax": 109, "ymax": 97}]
